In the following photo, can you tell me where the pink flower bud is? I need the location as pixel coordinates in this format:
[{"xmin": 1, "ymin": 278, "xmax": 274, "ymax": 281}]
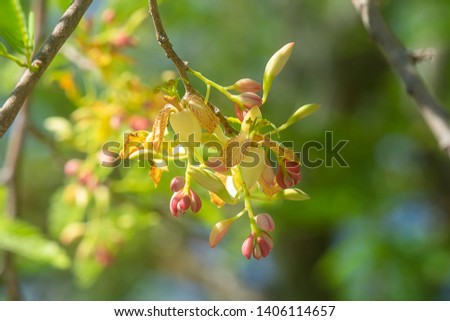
[
  {"xmin": 170, "ymin": 193, "xmax": 181, "ymax": 217},
  {"xmin": 190, "ymin": 189, "xmax": 202, "ymax": 213},
  {"xmin": 170, "ymin": 176, "xmax": 185, "ymax": 192},
  {"xmin": 276, "ymin": 159, "xmax": 301, "ymax": 189},
  {"xmin": 209, "ymin": 218, "xmax": 233, "ymax": 248},
  {"xmin": 102, "ymin": 8, "xmax": 116, "ymax": 24},
  {"xmin": 112, "ymin": 32, "xmax": 137, "ymax": 49},
  {"xmin": 234, "ymin": 103, "xmax": 244, "ymax": 121},
  {"xmin": 234, "ymin": 92, "xmax": 262, "ymax": 109},
  {"xmin": 79, "ymin": 171, "xmax": 98, "ymax": 190},
  {"xmin": 64, "ymin": 159, "xmax": 81, "ymax": 177},
  {"xmin": 257, "ymin": 234, "xmax": 273, "ymax": 258},
  {"xmin": 110, "ymin": 114, "xmax": 123, "ymax": 129},
  {"xmin": 253, "ymin": 243, "xmax": 263, "ymax": 260},
  {"xmin": 95, "ymin": 246, "xmax": 114, "ymax": 267},
  {"xmin": 234, "ymin": 78, "xmax": 262, "ymax": 93},
  {"xmin": 241, "ymin": 233, "xmax": 254, "ymax": 260},
  {"xmin": 169, "ymin": 188, "xmax": 202, "ymax": 217},
  {"xmin": 255, "ymin": 213, "xmax": 275, "ymax": 232},
  {"xmin": 129, "ymin": 116, "xmax": 150, "ymax": 131},
  {"xmin": 177, "ymin": 194, "xmax": 191, "ymax": 212}
]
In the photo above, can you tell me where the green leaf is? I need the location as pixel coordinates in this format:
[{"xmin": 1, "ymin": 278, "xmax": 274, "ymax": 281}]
[
  {"xmin": 188, "ymin": 166, "xmax": 237, "ymax": 204},
  {"xmin": 0, "ymin": 0, "xmax": 30, "ymax": 55},
  {"xmin": 0, "ymin": 218, "xmax": 70, "ymax": 269},
  {"xmin": 27, "ymin": 11, "xmax": 34, "ymax": 54}
]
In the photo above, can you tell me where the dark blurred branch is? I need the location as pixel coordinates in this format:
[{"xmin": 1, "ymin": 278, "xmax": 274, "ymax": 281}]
[
  {"xmin": 0, "ymin": 105, "xmax": 28, "ymax": 301},
  {"xmin": 352, "ymin": 0, "xmax": 450, "ymax": 157},
  {"xmin": 148, "ymin": 0, "xmax": 239, "ymax": 136},
  {"xmin": 0, "ymin": 0, "xmax": 48, "ymax": 301},
  {"xmin": 0, "ymin": 0, "xmax": 92, "ymax": 138}
]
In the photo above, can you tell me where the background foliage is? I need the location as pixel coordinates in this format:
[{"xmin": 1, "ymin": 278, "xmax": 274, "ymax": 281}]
[{"xmin": 1, "ymin": 0, "xmax": 450, "ymax": 300}]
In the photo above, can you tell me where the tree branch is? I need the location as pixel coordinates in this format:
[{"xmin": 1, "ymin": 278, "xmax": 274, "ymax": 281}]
[
  {"xmin": 148, "ymin": 0, "xmax": 193, "ymax": 93},
  {"xmin": 0, "ymin": 0, "xmax": 93, "ymax": 138},
  {"xmin": 352, "ymin": 0, "xmax": 450, "ymax": 157},
  {"xmin": 148, "ymin": 0, "xmax": 239, "ymax": 136}
]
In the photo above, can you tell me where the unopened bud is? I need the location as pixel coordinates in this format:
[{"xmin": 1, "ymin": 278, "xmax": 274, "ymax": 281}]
[
  {"xmin": 102, "ymin": 8, "xmax": 116, "ymax": 24},
  {"xmin": 129, "ymin": 116, "xmax": 150, "ymax": 131},
  {"xmin": 190, "ymin": 189, "xmax": 202, "ymax": 213},
  {"xmin": 112, "ymin": 32, "xmax": 137, "ymax": 49},
  {"xmin": 255, "ymin": 213, "xmax": 275, "ymax": 232},
  {"xmin": 170, "ymin": 176, "xmax": 185, "ymax": 192},
  {"xmin": 263, "ymin": 42, "xmax": 295, "ymax": 103},
  {"xmin": 278, "ymin": 104, "xmax": 320, "ymax": 131},
  {"xmin": 233, "ymin": 78, "xmax": 262, "ymax": 93},
  {"xmin": 209, "ymin": 218, "xmax": 234, "ymax": 248},
  {"xmin": 178, "ymin": 194, "xmax": 191, "ymax": 212},
  {"xmin": 233, "ymin": 92, "xmax": 262, "ymax": 109},
  {"xmin": 64, "ymin": 159, "xmax": 81, "ymax": 177},
  {"xmin": 241, "ymin": 233, "xmax": 254, "ymax": 260},
  {"xmin": 257, "ymin": 232, "xmax": 273, "ymax": 258}
]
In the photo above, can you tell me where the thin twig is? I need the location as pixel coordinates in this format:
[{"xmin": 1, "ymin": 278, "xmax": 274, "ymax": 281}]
[
  {"xmin": 148, "ymin": 0, "xmax": 193, "ymax": 93},
  {"xmin": 148, "ymin": 0, "xmax": 239, "ymax": 136},
  {"xmin": 0, "ymin": 0, "xmax": 93, "ymax": 138},
  {"xmin": 352, "ymin": 0, "xmax": 450, "ymax": 157}
]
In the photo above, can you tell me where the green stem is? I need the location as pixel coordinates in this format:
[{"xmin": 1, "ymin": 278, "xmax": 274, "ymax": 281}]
[
  {"xmin": 236, "ymin": 165, "xmax": 258, "ymax": 232},
  {"xmin": 183, "ymin": 161, "xmax": 192, "ymax": 194},
  {"xmin": 205, "ymin": 84, "xmax": 211, "ymax": 105},
  {"xmin": 188, "ymin": 68, "xmax": 243, "ymax": 108},
  {"xmin": 0, "ymin": 52, "xmax": 27, "ymax": 68}
]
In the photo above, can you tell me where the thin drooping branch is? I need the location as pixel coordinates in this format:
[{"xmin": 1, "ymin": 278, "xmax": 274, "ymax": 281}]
[
  {"xmin": 148, "ymin": 0, "xmax": 193, "ymax": 93},
  {"xmin": 352, "ymin": 0, "xmax": 450, "ymax": 157},
  {"xmin": 148, "ymin": 0, "xmax": 239, "ymax": 136},
  {"xmin": 0, "ymin": 0, "xmax": 93, "ymax": 138}
]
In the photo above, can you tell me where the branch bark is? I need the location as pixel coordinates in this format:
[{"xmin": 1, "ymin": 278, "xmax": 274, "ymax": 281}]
[
  {"xmin": 0, "ymin": 0, "xmax": 93, "ymax": 138},
  {"xmin": 352, "ymin": 0, "xmax": 450, "ymax": 157},
  {"xmin": 148, "ymin": 0, "xmax": 239, "ymax": 136}
]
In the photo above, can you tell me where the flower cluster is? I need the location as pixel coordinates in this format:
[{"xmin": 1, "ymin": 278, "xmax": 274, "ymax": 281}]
[{"xmin": 118, "ymin": 43, "xmax": 319, "ymax": 260}]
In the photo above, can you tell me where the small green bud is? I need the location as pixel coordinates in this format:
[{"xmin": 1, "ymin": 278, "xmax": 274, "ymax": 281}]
[
  {"xmin": 278, "ymin": 104, "xmax": 320, "ymax": 131},
  {"xmin": 209, "ymin": 218, "xmax": 234, "ymax": 248},
  {"xmin": 263, "ymin": 42, "xmax": 295, "ymax": 103}
]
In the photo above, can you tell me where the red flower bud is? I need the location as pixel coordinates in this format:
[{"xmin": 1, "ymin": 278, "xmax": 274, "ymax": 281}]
[
  {"xmin": 64, "ymin": 159, "xmax": 81, "ymax": 177},
  {"xmin": 276, "ymin": 159, "xmax": 301, "ymax": 189},
  {"xmin": 170, "ymin": 176, "xmax": 185, "ymax": 192},
  {"xmin": 190, "ymin": 189, "xmax": 202, "ymax": 213},
  {"xmin": 129, "ymin": 116, "xmax": 150, "ymax": 131},
  {"xmin": 241, "ymin": 233, "xmax": 254, "ymax": 260},
  {"xmin": 169, "ymin": 188, "xmax": 202, "ymax": 217},
  {"xmin": 233, "ymin": 78, "xmax": 262, "ymax": 93},
  {"xmin": 234, "ymin": 92, "xmax": 262, "ymax": 109},
  {"xmin": 257, "ymin": 232, "xmax": 273, "ymax": 258},
  {"xmin": 255, "ymin": 213, "xmax": 275, "ymax": 232}
]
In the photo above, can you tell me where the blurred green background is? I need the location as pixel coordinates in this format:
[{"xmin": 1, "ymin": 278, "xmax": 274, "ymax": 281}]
[{"xmin": 1, "ymin": 0, "xmax": 450, "ymax": 300}]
